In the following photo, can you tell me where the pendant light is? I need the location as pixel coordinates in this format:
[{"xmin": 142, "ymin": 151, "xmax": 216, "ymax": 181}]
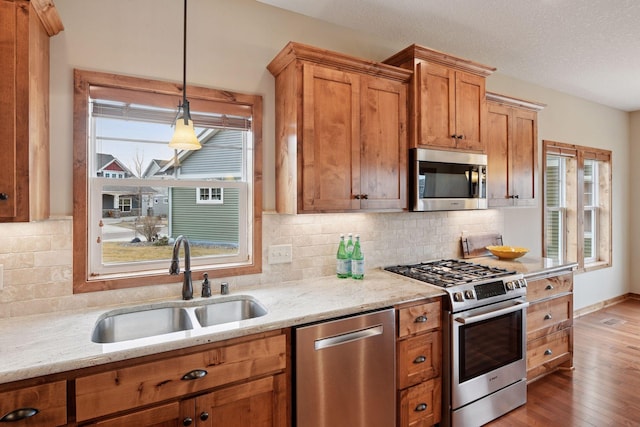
[{"xmin": 169, "ymin": 0, "xmax": 201, "ymax": 150}]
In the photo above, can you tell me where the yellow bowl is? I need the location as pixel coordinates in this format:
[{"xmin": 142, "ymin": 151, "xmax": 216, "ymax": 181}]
[{"xmin": 486, "ymin": 245, "xmax": 529, "ymax": 260}]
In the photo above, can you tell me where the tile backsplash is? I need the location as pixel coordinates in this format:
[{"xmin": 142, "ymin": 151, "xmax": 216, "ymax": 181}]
[{"xmin": 0, "ymin": 210, "xmax": 503, "ymax": 318}]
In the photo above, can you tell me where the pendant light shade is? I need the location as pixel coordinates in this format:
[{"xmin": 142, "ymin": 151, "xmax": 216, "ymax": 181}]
[{"xmin": 170, "ymin": 0, "xmax": 201, "ymax": 150}]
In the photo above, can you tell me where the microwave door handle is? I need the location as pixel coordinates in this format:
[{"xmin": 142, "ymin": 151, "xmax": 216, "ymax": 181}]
[{"xmin": 454, "ymin": 300, "xmax": 529, "ymax": 325}]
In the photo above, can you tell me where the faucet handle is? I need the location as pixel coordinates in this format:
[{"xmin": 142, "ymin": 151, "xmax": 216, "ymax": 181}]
[{"xmin": 201, "ymin": 273, "xmax": 211, "ymax": 298}]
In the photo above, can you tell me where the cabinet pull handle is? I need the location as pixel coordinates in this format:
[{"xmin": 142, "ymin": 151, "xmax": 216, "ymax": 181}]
[
  {"xmin": 0, "ymin": 193, "xmax": 8, "ymax": 201},
  {"xmin": 181, "ymin": 369, "xmax": 208, "ymax": 380},
  {"xmin": 544, "ymin": 313, "xmax": 553, "ymax": 320},
  {"xmin": 415, "ymin": 403, "xmax": 428, "ymax": 412},
  {"xmin": 183, "ymin": 417, "xmax": 193, "ymax": 426},
  {"xmin": 414, "ymin": 315, "xmax": 427, "ymax": 323},
  {"xmin": 413, "ymin": 355, "xmax": 427, "ymax": 364},
  {"xmin": 0, "ymin": 408, "xmax": 39, "ymax": 422},
  {"xmin": 362, "ymin": 194, "xmax": 368, "ymax": 199},
  {"xmin": 200, "ymin": 412, "xmax": 209, "ymax": 421},
  {"xmin": 451, "ymin": 134, "xmax": 457, "ymax": 138},
  {"xmin": 457, "ymin": 135, "xmax": 464, "ymax": 139},
  {"xmin": 545, "ymin": 284, "xmax": 554, "ymax": 290},
  {"xmin": 544, "ymin": 349, "xmax": 553, "ymax": 356}
]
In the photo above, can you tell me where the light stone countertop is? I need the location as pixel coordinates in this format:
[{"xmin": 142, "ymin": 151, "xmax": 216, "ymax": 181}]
[
  {"xmin": 0, "ymin": 257, "xmax": 576, "ymax": 385},
  {"xmin": 0, "ymin": 269, "xmax": 445, "ymax": 385}
]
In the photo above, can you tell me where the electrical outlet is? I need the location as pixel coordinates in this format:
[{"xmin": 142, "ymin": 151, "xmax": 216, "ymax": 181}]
[{"xmin": 268, "ymin": 244, "xmax": 292, "ymax": 264}]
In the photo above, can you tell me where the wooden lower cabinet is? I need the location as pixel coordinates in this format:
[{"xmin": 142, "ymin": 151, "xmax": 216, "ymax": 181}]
[
  {"xmin": 395, "ymin": 299, "xmax": 442, "ymax": 427},
  {"xmin": 525, "ymin": 271, "xmax": 574, "ymax": 381},
  {"xmin": 84, "ymin": 374, "xmax": 287, "ymax": 427},
  {"xmin": 75, "ymin": 331, "xmax": 288, "ymax": 427},
  {"xmin": 0, "ymin": 381, "xmax": 66, "ymax": 426}
]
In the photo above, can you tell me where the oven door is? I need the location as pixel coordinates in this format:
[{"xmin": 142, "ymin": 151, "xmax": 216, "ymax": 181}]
[{"xmin": 451, "ymin": 298, "xmax": 528, "ymax": 409}]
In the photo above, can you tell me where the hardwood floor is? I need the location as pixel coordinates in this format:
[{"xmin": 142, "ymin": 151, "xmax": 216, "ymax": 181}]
[{"xmin": 487, "ymin": 298, "xmax": 640, "ymax": 427}]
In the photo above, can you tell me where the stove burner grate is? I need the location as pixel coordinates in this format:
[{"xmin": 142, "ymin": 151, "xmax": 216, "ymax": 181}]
[{"xmin": 385, "ymin": 259, "xmax": 515, "ymax": 288}]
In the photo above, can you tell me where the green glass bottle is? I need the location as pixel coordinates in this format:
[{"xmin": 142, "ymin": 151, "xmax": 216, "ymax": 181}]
[
  {"xmin": 345, "ymin": 233, "xmax": 354, "ymax": 277},
  {"xmin": 351, "ymin": 234, "xmax": 364, "ymax": 280},
  {"xmin": 336, "ymin": 234, "xmax": 349, "ymax": 279}
]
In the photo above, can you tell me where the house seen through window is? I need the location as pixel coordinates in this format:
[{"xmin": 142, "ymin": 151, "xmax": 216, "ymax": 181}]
[{"xmin": 73, "ymin": 70, "xmax": 263, "ymax": 292}]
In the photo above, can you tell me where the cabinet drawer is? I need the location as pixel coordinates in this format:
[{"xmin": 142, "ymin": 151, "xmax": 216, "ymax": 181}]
[
  {"xmin": 527, "ymin": 294, "xmax": 573, "ymax": 340},
  {"xmin": 527, "ymin": 273, "xmax": 573, "ymax": 302},
  {"xmin": 76, "ymin": 334, "xmax": 286, "ymax": 422},
  {"xmin": 0, "ymin": 381, "xmax": 66, "ymax": 426},
  {"xmin": 527, "ymin": 328, "xmax": 571, "ymax": 372},
  {"xmin": 397, "ymin": 332, "xmax": 441, "ymax": 389},
  {"xmin": 398, "ymin": 378, "xmax": 441, "ymax": 427},
  {"xmin": 398, "ymin": 300, "xmax": 441, "ymax": 338}
]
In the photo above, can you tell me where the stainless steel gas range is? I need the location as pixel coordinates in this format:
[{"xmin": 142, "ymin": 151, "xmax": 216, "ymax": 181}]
[{"xmin": 385, "ymin": 259, "xmax": 528, "ymax": 427}]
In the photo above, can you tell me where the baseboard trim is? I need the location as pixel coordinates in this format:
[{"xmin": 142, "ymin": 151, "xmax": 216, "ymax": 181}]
[{"xmin": 574, "ymin": 293, "xmax": 640, "ymax": 318}]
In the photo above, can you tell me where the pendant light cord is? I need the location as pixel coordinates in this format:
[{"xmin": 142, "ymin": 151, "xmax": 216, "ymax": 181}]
[{"xmin": 181, "ymin": 0, "xmax": 189, "ymax": 125}]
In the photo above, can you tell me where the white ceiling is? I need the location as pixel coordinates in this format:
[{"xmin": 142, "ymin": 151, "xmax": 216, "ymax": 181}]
[{"xmin": 258, "ymin": 0, "xmax": 640, "ymax": 112}]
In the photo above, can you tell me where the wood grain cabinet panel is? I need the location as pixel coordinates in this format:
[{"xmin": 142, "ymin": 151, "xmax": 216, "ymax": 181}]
[
  {"xmin": 268, "ymin": 42, "xmax": 411, "ymax": 213},
  {"xmin": 398, "ymin": 378, "xmax": 442, "ymax": 427},
  {"xmin": 0, "ymin": 0, "xmax": 62, "ymax": 222},
  {"xmin": 75, "ymin": 334, "xmax": 286, "ymax": 422},
  {"xmin": 525, "ymin": 270, "xmax": 574, "ymax": 382},
  {"xmin": 486, "ymin": 93, "xmax": 545, "ymax": 207},
  {"xmin": 526, "ymin": 272, "xmax": 573, "ymax": 302},
  {"xmin": 396, "ymin": 298, "xmax": 442, "ymax": 427},
  {"xmin": 398, "ymin": 300, "xmax": 442, "ymax": 338},
  {"xmin": 384, "ymin": 44, "xmax": 495, "ymax": 153},
  {"xmin": 0, "ymin": 381, "xmax": 66, "ymax": 427}
]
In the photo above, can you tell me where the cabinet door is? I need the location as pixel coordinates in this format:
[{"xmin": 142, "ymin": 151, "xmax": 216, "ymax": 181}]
[
  {"xmin": 81, "ymin": 401, "xmax": 189, "ymax": 427},
  {"xmin": 416, "ymin": 62, "xmax": 456, "ymax": 149},
  {"xmin": 359, "ymin": 76, "xmax": 407, "ymax": 210},
  {"xmin": 510, "ymin": 107, "xmax": 537, "ymax": 203},
  {"xmin": 454, "ymin": 71, "xmax": 485, "ymax": 152},
  {"xmin": 486, "ymin": 102, "xmax": 510, "ymax": 202},
  {"xmin": 195, "ymin": 374, "xmax": 287, "ymax": 427},
  {"xmin": 301, "ymin": 63, "xmax": 361, "ymax": 212},
  {"xmin": 486, "ymin": 102, "xmax": 538, "ymax": 207},
  {"xmin": 0, "ymin": 381, "xmax": 66, "ymax": 427},
  {"xmin": 0, "ymin": 0, "xmax": 20, "ymax": 218}
]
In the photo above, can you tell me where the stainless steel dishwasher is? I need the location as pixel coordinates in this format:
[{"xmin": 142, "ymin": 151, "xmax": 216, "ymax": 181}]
[{"xmin": 294, "ymin": 308, "xmax": 396, "ymax": 427}]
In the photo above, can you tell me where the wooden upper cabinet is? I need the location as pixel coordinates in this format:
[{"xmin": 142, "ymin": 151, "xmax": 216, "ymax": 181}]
[
  {"xmin": 0, "ymin": 0, "xmax": 63, "ymax": 222},
  {"xmin": 384, "ymin": 44, "xmax": 495, "ymax": 153},
  {"xmin": 486, "ymin": 93, "xmax": 545, "ymax": 207},
  {"xmin": 268, "ymin": 42, "xmax": 411, "ymax": 213}
]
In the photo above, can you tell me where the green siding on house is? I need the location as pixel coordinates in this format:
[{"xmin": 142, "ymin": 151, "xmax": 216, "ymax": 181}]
[
  {"xmin": 170, "ymin": 187, "xmax": 240, "ymax": 245},
  {"xmin": 181, "ymin": 130, "xmax": 243, "ymax": 178}
]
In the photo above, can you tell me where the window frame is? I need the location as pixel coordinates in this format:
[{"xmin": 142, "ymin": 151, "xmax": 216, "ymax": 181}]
[
  {"xmin": 73, "ymin": 69, "xmax": 263, "ymax": 293},
  {"xmin": 542, "ymin": 140, "xmax": 611, "ymax": 272}
]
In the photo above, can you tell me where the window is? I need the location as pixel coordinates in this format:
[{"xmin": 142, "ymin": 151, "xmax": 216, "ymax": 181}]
[
  {"xmin": 118, "ymin": 197, "xmax": 132, "ymax": 212},
  {"xmin": 197, "ymin": 187, "xmax": 223, "ymax": 204},
  {"xmin": 543, "ymin": 140, "xmax": 611, "ymax": 271},
  {"xmin": 73, "ymin": 70, "xmax": 263, "ymax": 292}
]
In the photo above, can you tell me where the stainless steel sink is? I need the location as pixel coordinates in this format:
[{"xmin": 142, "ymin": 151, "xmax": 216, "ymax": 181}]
[
  {"xmin": 194, "ymin": 298, "xmax": 268, "ymax": 327},
  {"xmin": 91, "ymin": 296, "xmax": 268, "ymax": 344},
  {"xmin": 91, "ymin": 307, "xmax": 193, "ymax": 343}
]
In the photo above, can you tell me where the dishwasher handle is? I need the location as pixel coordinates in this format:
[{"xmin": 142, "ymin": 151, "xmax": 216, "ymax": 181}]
[{"xmin": 314, "ymin": 324, "xmax": 384, "ymax": 351}]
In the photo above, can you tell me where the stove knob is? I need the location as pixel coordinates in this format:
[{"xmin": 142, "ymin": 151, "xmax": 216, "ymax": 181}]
[
  {"xmin": 506, "ymin": 281, "xmax": 515, "ymax": 291},
  {"xmin": 520, "ymin": 279, "xmax": 527, "ymax": 287},
  {"xmin": 464, "ymin": 290, "xmax": 475, "ymax": 299},
  {"xmin": 453, "ymin": 292, "xmax": 464, "ymax": 302}
]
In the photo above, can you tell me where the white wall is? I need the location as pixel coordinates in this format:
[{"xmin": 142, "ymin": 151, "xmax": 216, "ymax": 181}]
[{"xmin": 40, "ymin": 0, "xmax": 631, "ymax": 312}]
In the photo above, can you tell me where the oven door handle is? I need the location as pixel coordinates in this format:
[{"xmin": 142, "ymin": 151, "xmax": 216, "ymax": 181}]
[{"xmin": 454, "ymin": 300, "xmax": 529, "ymax": 325}]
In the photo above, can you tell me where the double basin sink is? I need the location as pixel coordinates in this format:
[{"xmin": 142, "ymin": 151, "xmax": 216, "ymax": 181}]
[{"xmin": 91, "ymin": 296, "xmax": 267, "ymax": 344}]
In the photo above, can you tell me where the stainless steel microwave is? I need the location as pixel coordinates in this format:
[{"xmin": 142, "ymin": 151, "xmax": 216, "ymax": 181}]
[{"xmin": 410, "ymin": 148, "xmax": 487, "ymax": 211}]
